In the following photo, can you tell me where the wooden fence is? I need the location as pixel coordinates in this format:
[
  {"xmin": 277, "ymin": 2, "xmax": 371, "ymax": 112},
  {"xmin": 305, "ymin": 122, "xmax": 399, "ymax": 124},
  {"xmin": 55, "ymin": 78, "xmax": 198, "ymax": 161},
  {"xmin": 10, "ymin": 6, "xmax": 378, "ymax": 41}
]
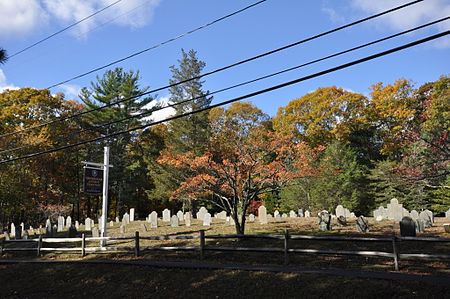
[{"xmin": 2, "ymin": 230, "xmax": 450, "ymax": 271}]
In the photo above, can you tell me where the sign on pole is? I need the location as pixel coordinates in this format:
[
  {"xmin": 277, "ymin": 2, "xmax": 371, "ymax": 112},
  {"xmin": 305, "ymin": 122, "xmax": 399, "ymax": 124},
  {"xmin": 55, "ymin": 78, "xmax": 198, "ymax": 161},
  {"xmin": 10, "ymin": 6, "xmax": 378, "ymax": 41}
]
[{"xmin": 83, "ymin": 167, "xmax": 103, "ymax": 194}]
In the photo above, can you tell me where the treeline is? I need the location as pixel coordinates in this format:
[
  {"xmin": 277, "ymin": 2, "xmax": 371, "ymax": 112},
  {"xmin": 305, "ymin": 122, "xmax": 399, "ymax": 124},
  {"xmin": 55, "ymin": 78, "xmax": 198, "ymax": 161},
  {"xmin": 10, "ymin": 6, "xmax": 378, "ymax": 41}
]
[{"xmin": 0, "ymin": 49, "xmax": 448, "ymax": 232}]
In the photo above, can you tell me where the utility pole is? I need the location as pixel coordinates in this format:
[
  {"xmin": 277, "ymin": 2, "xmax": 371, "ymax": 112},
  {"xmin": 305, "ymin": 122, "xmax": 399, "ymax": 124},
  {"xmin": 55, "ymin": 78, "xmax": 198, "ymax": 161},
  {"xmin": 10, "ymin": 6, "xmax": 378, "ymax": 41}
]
[{"xmin": 101, "ymin": 146, "xmax": 110, "ymax": 246}]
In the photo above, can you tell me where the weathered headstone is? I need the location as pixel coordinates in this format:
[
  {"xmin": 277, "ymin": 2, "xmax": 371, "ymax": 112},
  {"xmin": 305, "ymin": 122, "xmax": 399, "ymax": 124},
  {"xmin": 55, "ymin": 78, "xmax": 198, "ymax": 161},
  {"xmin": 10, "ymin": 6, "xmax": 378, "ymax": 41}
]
[
  {"xmin": 337, "ymin": 215, "xmax": 347, "ymax": 226},
  {"xmin": 197, "ymin": 207, "xmax": 208, "ymax": 221},
  {"xmin": 115, "ymin": 216, "xmax": 120, "ymax": 223},
  {"xmin": 75, "ymin": 221, "xmax": 80, "ymax": 230},
  {"xmin": 66, "ymin": 216, "xmax": 72, "ymax": 228},
  {"xmin": 400, "ymin": 216, "xmax": 416, "ymax": 237},
  {"xmin": 445, "ymin": 209, "xmax": 450, "ymax": 219},
  {"xmin": 298, "ymin": 208, "xmax": 304, "ymax": 217},
  {"xmin": 248, "ymin": 214, "xmax": 255, "ymax": 222},
  {"xmin": 184, "ymin": 212, "xmax": 192, "ymax": 227},
  {"xmin": 22, "ymin": 230, "xmax": 29, "ymax": 240},
  {"xmin": 85, "ymin": 218, "xmax": 92, "ymax": 231},
  {"xmin": 92, "ymin": 227, "xmax": 99, "ymax": 238},
  {"xmin": 419, "ymin": 211, "xmax": 432, "ymax": 228},
  {"xmin": 356, "ymin": 216, "xmax": 369, "ymax": 233},
  {"xmin": 216, "ymin": 211, "xmax": 227, "ymax": 220},
  {"xmin": 410, "ymin": 210, "xmax": 419, "ymax": 221},
  {"xmin": 335, "ymin": 205, "xmax": 346, "ymax": 218},
  {"xmin": 10, "ymin": 223, "xmax": 16, "ymax": 239},
  {"xmin": 424, "ymin": 209, "xmax": 434, "ymax": 224},
  {"xmin": 258, "ymin": 205, "xmax": 268, "ymax": 224},
  {"xmin": 387, "ymin": 198, "xmax": 403, "ymax": 221},
  {"xmin": 281, "ymin": 213, "xmax": 288, "ymax": 218},
  {"xmin": 171, "ymin": 215, "xmax": 179, "ymax": 227},
  {"xmin": 68, "ymin": 225, "xmax": 77, "ymax": 238},
  {"xmin": 130, "ymin": 208, "xmax": 135, "ymax": 222},
  {"xmin": 109, "ymin": 221, "xmax": 114, "ymax": 227},
  {"xmin": 45, "ymin": 219, "xmax": 52, "ymax": 234},
  {"xmin": 274, "ymin": 210, "xmax": 280, "ymax": 218},
  {"xmin": 150, "ymin": 211, "xmax": 158, "ymax": 228},
  {"xmin": 373, "ymin": 206, "xmax": 387, "ymax": 221},
  {"xmin": 176, "ymin": 210, "xmax": 184, "ymax": 222},
  {"xmin": 305, "ymin": 210, "xmax": 311, "ymax": 218},
  {"xmin": 416, "ymin": 219, "xmax": 425, "ymax": 233},
  {"xmin": 203, "ymin": 212, "xmax": 212, "ymax": 226},
  {"xmin": 289, "ymin": 210, "xmax": 297, "ymax": 218},
  {"xmin": 122, "ymin": 213, "xmax": 130, "ymax": 225},
  {"xmin": 20, "ymin": 223, "xmax": 25, "ymax": 238},
  {"xmin": 402, "ymin": 208, "xmax": 410, "ymax": 218},
  {"xmin": 3, "ymin": 232, "xmax": 10, "ymax": 240},
  {"xmin": 162, "ymin": 209, "xmax": 171, "ymax": 222},
  {"xmin": 57, "ymin": 216, "xmax": 64, "ymax": 232},
  {"xmin": 318, "ymin": 210, "xmax": 331, "ymax": 231}
]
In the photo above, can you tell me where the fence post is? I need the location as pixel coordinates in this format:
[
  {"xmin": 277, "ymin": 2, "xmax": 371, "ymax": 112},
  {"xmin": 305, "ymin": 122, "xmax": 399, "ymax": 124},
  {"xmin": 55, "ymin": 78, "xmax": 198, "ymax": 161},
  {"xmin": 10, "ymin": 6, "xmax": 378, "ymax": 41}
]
[
  {"xmin": 135, "ymin": 231, "xmax": 140, "ymax": 257},
  {"xmin": 81, "ymin": 233, "xmax": 86, "ymax": 257},
  {"xmin": 199, "ymin": 230, "xmax": 205, "ymax": 260},
  {"xmin": 37, "ymin": 235, "xmax": 42, "ymax": 257},
  {"xmin": 392, "ymin": 236, "xmax": 399, "ymax": 271},
  {"xmin": 284, "ymin": 229, "xmax": 289, "ymax": 265},
  {"xmin": 0, "ymin": 237, "xmax": 4, "ymax": 256}
]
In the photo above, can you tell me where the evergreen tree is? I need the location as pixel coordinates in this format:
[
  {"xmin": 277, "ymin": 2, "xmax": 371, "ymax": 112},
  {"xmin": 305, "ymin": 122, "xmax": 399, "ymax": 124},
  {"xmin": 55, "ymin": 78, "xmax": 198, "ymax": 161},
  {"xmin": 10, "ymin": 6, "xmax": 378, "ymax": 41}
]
[{"xmin": 0, "ymin": 48, "xmax": 7, "ymax": 64}]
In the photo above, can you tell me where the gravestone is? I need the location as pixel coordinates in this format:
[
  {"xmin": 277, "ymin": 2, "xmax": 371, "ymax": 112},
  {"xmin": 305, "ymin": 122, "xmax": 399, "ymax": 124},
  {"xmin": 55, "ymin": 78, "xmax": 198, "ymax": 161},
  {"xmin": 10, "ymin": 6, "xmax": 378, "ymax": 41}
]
[
  {"xmin": 171, "ymin": 215, "xmax": 179, "ymax": 227},
  {"xmin": 335, "ymin": 205, "xmax": 346, "ymax": 218},
  {"xmin": 248, "ymin": 214, "xmax": 255, "ymax": 222},
  {"xmin": 92, "ymin": 227, "xmax": 99, "ymax": 238},
  {"xmin": 22, "ymin": 230, "xmax": 29, "ymax": 240},
  {"xmin": 373, "ymin": 206, "xmax": 387, "ymax": 221},
  {"xmin": 318, "ymin": 210, "xmax": 331, "ymax": 231},
  {"xmin": 274, "ymin": 210, "xmax": 280, "ymax": 218},
  {"xmin": 410, "ymin": 210, "xmax": 419, "ymax": 221},
  {"xmin": 445, "ymin": 209, "xmax": 450, "ymax": 219},
  {"xmin": 305, "ymin": 210, "xmax": 311, "ymax": 218},
  {"xmin": 337, "ymin": 215, "xmax": 347, "ymax": 226},
  {"xmin": 3, "ymin": 232, "xmax": 10, "ymax": 240},
  {"xmin": 444, "ymin": 224, "xmax": 450, "ymax": 233},
  {"xmin": 120, "ymin": 224, "xmax": 126, "ymax": 234},
  {"xmin": 150, "ymin": 211, "xmax": 158, "ymax": 228},
  {"xmin": 20, "ymin": 223, "xmax": 25, "ymax": 238},
  {"xmin": 387, "ymin": 198, "xmax": 403, "ymax": 221},
  {"xmin": 109, "ymin": 221, "xmax": 114, "ymax": 227},
  {"xmin": 176, "ymin": 211, "xmax": 184, "ymax": 222},
  {"xmin": 162, "ymin": 209, "xmax": 171, "ymax": 222},
  {"xmin": 115, "ymin": 216, "xmax": 120, "ymax": 223},
  {"xmin": 419, "ymin": 211, "xmax": 432, "ymax": 228},
  {"xmin": 216, "ymin": 211, "xmax": 227, "ymax": 220},
  {"xmin": 10, "ymin": 223, "xmax": 16, "ymax": 239},
  {"xmin": 66, "ymin": 216, "xmax": 72, "ymax": 228},
  {"xmin": 45, "ymin": 219, "xmax": 52, "ymax": 234},
  {"xmin": 416, "ymin": 219, "xmax": 425, "ymax": 233},
  {"xmin": 197, "ymin": 207, "xmax": 208, "ymax": 221},
  {"xmin": 91, "ymin": 219, "xmax": 95, "ymax": 229},
  {"xmin": 75, "ymin": 221, "xmax": 80, "ymax": 230},
  {"xmin": 57, "ymin": 216, "xmax": 64, "ymax": 232},
  {"xmin": 400, "ymin": 216, "xmax": 416, "ymax": 237},
  {"xmin": 356, "ymin": 216, "xmax": 369, "ymax": 233},
  {"xmin": 203, "ymin": 213, "xmax": 212, "ymax": 226},
  {"xmin": 85, "ymin": 218, "xmax": 92, "ymax": 231},
  {"xmin": 424, "ymin": 209, "xmax": 434, "ymax": 224},
  {"xmin": 282, "ymin": 213, "xmax": 288, "ymax": 218},
  {"xmin": 184, "ymin": 212, "xmax": 192, "ymax": 227},
  {"xmin": 68, "ymin": 225, "xmax": 77, "ymax": 238},
  {"xmin": 258, "ymin": 205, "xmax": 268, "ymax": 224},
  {"xmin": 130, "ymin": 208, "xmax": 135, "ymax": 222},
  {"xmin": 402, "ymin": 208, "xmax": 410, "ymax": 218},
  {"xmin": 298, "ymin": 208, "xmax": 304, "ymax": 217},
  {"xmin": 289, "ymin": 210, "xmax": 297, "ymax": 218},
  {"xmin": 122, "ymin": 213, "xmax": 130, "ymax": 225}
]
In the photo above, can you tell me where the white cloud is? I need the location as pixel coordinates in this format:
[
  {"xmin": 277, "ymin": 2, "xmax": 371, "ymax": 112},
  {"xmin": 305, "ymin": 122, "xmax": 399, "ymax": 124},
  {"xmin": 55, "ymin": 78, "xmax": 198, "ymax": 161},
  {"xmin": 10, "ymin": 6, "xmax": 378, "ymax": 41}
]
[
  {"xmin": 143, "ymin": 96, "xmax": 176, "ymax": 123},
  {"xmin": 59, "ymin": 83, "xmax": 82, "ymax": 100},
  {"xmin": 0, "ymin": 0, "xmax": 161, "ymax": 39},
  {"xmin": 0, "ymin": 69, "xmax": 20, "ymax": 92},
  {"xmin": 0, "ymin": 0, "xmax": 49, "ymax": 38},
  {"xmin": 350, "ymin": 0, "xmax": 450, "ymax": 32}
]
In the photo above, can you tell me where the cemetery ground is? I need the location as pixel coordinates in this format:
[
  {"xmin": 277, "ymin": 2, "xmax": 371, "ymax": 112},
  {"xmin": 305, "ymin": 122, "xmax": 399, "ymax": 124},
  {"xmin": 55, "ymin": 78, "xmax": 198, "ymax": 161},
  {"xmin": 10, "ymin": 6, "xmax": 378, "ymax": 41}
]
[{"xmin": 1, "ymin": 217, "xmax": 450, "ymax": 298}]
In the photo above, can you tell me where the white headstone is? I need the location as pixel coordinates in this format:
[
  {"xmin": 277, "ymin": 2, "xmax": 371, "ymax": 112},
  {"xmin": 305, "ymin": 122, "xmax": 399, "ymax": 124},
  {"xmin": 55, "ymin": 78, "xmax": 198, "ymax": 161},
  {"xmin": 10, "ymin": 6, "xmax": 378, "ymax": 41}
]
[
  {"xmin": 289, "ymin": 210, "xmax": 297, "ymax": 218},
  {"xmin": 10, "ymin": 223, "xmax": 16, "ymax": 239},
  {"xmin": 122, "ymin": 213, "xmax": 130, "ymax": 225},
  {"xmin": 282, "ymin": 213, "xmax": 288, "ymax": 218},
  {"xmin": 445, "ymin": 209, "xmax": 450, "ymax": 219},
  {"xmin": 248, "ymin": 214, "xmax": 255, "ymax": 222},
  {"xmin": 424, "ymin": 209, "xmax": 434, "ymax": 223},
  {"xmin": 216, "ymin": 211, "xmax": 227, "ymax": 220},
  {"xmin": 258, "ymin": 206, "xmax": 268, "ymax": 224},
  {"xmin": 45, "ymin": 219, "xmax": 51, "ymax": 233},
  {"xmin": 85, "ymin": 218, "xmax": 92, "ymax": 231},
  {"xmin": 197, "ymin": 207, "xmax": 208, "ymax": 221},
  {"xmin": 305, "ymin": 210, "xmax": 311, "ymax": 218},
  {"xmin": 203, "ymin": 213, "xmax": 212, "ymax": 226},
  {"xmin": 20, "ymin": 222, "xmax": 25, "ymax": 237},
  {"xmin": 176, "ymin": 210, "xmax": 184, "ymax": 222},
  {"xmin": 162, "ymin": 209, "xmax": 171, "ymax": 222},
  {"xmin": 66, "ymin": 216, "xmax": 72, "ymax": 228},
  {"xmin": 75, "ymin": 221, "xmax": 80, "ymax": 230},
  {"xmin": 335, "ymin": 205, "xmax": 346, "ymax": 218},
  {"xmin": 274, "ymin": 210, "xmax": 280, "ymax": 218},
  {"xmin": 130, "ymin": 208, "xmax": 135, "ymax": 222},
  {"xmin": 184, "ymin": 212, "xmax": 192, "ymax": 227},
  {"xmin": 387, "ymin": 198, "xmax": 403, "ymax": 221},
  {"xmin": 150, "ymin": 211, "xmax": 158, "ymax": 228},
  {"xmin": 410, "ymin": 210, "xmax": 419, "ymax": 221},
  {"xmin": 170, "ymin": 215, "xmax": 179, "ymax": 227},
  {"xmin": 57, "ymin": 216, "xmax": 64, "ymax": 232},
  {"xmin": 115, "ymin": 216, "xmax": 120, "ymax": 223},
  {"xmin": 92, "ymin": 227, "xmax": 99, "ymax": 238},
  {"xmin": 109, "ymin": 221, "xmax": 114, "ymax": 227}
]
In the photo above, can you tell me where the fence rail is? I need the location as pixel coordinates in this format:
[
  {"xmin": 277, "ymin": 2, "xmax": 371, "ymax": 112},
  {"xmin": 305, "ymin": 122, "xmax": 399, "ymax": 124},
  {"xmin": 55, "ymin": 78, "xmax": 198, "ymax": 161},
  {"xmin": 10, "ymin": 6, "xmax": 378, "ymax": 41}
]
[{"xmin": 2, "ymin": 230, "xmax": 450, "ymax": 271}]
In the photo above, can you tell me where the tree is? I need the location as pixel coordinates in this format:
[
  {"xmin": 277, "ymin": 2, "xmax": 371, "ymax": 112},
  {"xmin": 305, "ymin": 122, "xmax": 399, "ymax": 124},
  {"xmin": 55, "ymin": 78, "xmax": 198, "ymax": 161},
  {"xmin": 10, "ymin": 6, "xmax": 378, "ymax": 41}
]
[
  {"xmin": 79, "ymin": 67, "xmax": 155, "ymax": 217},
  {"xmin": 148, "ymin": 49, "xmax": 212, "ymax": 208},
  {"xmin": 0, "ymin": 48, "xmax": 7, "ymax": 64},
  {"xmin": 159, "ymin": 102, "xmax": 318, "ymax": 234}
]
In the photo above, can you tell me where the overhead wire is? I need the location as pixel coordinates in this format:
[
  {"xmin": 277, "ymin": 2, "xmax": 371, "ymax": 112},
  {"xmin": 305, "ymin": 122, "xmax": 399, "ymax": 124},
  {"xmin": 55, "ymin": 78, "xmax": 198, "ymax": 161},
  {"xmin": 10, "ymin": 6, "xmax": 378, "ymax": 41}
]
[
  {"xmin": 0, "ymin": 0, "xmax": 423, "ymax": 141},
  {"xmin": 2, "ymin": 14, "xmax": 447, "ymax": 156},
  {"xmin": 1, "ymin": 28, "xmax": 448, "ymax": 165}
]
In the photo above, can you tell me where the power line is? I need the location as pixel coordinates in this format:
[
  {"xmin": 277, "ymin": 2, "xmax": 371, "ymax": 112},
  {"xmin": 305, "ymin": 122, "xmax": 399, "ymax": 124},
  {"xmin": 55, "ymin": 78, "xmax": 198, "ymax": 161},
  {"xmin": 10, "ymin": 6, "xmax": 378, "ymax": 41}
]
[
  {"xmin": 0, "ymin": 0, "xmax": 422, "ymax": 141},
  {"xmin": 8, "ymin": 0, "xmax": 124, "ymax": 59},
  {"xmin": 1, "ymin": 29, "xmax": 448, "ymax": 165}
]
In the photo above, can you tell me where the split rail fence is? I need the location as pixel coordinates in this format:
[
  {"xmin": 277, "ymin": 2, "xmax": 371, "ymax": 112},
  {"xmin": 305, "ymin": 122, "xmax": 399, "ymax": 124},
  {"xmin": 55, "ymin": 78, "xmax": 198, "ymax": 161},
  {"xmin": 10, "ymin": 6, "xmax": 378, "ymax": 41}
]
[{"xmin": 2, "ymin": 230, "xmax": 450, "ymax": 271}]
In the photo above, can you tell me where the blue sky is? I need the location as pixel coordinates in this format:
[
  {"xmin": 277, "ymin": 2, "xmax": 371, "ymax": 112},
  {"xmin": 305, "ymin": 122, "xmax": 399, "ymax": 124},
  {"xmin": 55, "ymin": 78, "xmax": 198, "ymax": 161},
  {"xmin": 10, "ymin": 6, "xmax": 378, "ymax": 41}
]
[{"xmin": 1, "ymin": 0, "xmax": 449, "ymax": 118}]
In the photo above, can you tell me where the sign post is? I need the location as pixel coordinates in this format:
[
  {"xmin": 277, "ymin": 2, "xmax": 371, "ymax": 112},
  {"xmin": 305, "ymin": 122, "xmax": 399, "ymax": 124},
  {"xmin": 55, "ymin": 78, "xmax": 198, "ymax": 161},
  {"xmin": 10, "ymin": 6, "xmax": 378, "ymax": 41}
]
[{"xmin": 82, "ymin": 146, "xmax": 112, "ymax": 246}]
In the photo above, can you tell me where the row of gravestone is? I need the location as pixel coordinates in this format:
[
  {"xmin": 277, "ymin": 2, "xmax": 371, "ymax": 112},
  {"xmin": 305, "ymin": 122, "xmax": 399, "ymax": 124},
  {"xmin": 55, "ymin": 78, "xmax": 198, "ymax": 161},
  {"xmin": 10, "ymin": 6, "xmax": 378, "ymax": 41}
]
[
  {"xmin": 318, "ymin": 210, "xmax": 370, "ymax": 233},
  {"xmin": 373, "ymin": 198, "xmax": 440, "ymax": 224}
]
